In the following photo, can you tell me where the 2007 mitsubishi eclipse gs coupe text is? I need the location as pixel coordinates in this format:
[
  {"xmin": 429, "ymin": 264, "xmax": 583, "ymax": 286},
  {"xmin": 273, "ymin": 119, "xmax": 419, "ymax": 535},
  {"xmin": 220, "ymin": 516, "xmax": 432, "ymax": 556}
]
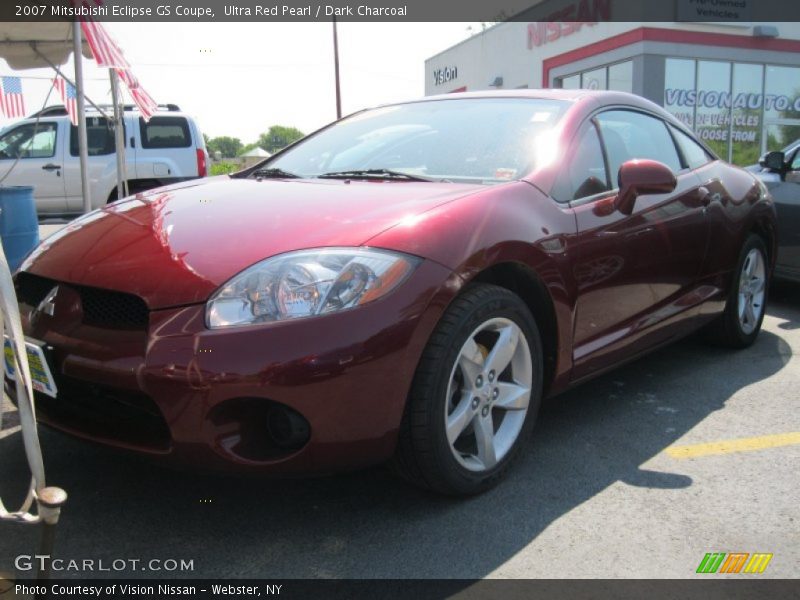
[{"xmin": 11, "ymin": 90, "xmax": 776, "ymax": 495}]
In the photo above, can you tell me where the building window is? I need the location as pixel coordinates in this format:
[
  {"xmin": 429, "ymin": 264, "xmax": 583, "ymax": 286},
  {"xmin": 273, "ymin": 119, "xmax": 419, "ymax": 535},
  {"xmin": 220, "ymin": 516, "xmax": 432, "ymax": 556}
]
[
  {"xmin": 557, "ymin": 61, "xmax": 633, "ymax": 93},
  {"xmin": 561, "ymin": 74, "xmax": 580, "ymax": 90},
  {"xmin": 731, "ymin": 63, "xmax": 763, "ymax": 166},
  {"xmin": 764, "ymin": 65, "xmax": 800, "ymax": 152},
  {"xmin": 664, "ymin": 58, "xmax": 696, "ymax": 129},
  {"xmin": 581, "ymin": 67, "xmax": 607, "ymax": 91},
  {"xmin": 608, "ymin": 61, "xmax": 633, "ymax": 93},
  {"xmin": 695, "ymin": 60, "xmax": 731, "ymax": 160}
]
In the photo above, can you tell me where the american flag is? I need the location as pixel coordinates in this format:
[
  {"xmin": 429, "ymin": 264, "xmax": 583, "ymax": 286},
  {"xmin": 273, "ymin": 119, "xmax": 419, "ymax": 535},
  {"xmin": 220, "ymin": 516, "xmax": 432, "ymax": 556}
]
[
  {"xmin": 116, "ymin": 69, "xmax": 158, "ymax": 121},
  {"xmin": 80, "ymin": 20, "xmax": 128, "ymax": 69},
  {"xmin": 0, "ymin": 77, "xmax": 26, "ymax": 118},
  {"xmin": 71, "ymin": 1, "xmax": 157, "ymax": 120},
  {"xmin": 77, "ymin": 18, "xmax": 158, "ymax": 121},
  {"xmin": 53, "ymin": 78, "xmax": 79, "ymax": 126}
]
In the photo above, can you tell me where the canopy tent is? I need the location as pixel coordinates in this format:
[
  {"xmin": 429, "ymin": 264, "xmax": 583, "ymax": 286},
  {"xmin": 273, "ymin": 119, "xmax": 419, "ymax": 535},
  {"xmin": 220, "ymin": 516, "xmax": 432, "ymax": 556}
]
[{"xmin": 0, "ymin": 22, "xmax": 92, "ymax": 69}]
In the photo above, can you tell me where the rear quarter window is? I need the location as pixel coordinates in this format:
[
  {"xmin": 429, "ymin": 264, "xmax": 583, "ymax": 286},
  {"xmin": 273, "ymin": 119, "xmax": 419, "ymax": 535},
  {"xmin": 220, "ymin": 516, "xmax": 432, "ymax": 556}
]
[
  {"xmin": 139, "ymin": 116, "xmax": 192, "ymax": 149},
  {"xmin": 669, "ymin": 125, "xmax": 714, "ymax": 170}
]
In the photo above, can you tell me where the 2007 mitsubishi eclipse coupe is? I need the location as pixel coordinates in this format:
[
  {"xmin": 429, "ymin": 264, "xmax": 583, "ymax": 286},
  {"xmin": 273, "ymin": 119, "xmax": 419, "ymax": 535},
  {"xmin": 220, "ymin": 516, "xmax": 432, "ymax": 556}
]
[{"xmin": 14, "ymin": 90, "xmax": 776, "ymax": 495}]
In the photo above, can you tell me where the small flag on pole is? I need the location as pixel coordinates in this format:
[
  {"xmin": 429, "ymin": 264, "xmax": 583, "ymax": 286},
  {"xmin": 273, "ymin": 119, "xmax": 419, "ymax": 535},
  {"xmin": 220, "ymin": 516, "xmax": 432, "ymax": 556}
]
[
  {"xmin": 0, "ymin": 77, "xmax": 26, "ymax": 118},
  {"xmin": 53, "ymin": 78, "xmax": 79, "ymax": 126}
]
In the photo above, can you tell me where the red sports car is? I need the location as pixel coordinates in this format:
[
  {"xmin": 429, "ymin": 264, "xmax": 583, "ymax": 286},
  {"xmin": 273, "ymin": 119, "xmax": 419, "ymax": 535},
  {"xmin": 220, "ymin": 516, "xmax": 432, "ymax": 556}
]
[{"xmin": 12, "ymin": 90, "xmax": 776, "ymax": 495}]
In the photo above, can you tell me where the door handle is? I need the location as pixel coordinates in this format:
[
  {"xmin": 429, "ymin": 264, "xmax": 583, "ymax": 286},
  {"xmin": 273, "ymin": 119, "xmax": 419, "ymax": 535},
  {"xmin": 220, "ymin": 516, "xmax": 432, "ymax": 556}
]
[{"xmin": 42, "ymin": 164, "xmax": 61, "ymax": 171}]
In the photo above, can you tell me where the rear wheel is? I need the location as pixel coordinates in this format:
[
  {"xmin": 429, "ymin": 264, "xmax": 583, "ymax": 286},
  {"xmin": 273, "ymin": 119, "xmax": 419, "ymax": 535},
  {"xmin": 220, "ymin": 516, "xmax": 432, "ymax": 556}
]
[
  {"xmin": 708, "ymin": 234, "xmax": 768, "ymax": 348},
  {"xmin": 393, "ymin": 283, "xmax": 543, "ymax": 496}
]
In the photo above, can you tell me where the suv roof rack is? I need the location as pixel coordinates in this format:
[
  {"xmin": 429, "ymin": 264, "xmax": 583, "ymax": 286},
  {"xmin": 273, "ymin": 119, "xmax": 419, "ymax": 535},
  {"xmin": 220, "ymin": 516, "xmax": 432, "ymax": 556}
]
[
  {"xmin": 88, "ymin": 103, "xmax": 181, "ymax": 113},
  {"xmin": 28, "ymin": 105, "xmax": 68, "ymax": 117},
  {"xmin": 26, "ymin": 103, "xmax": 182, "ymax": 119}
]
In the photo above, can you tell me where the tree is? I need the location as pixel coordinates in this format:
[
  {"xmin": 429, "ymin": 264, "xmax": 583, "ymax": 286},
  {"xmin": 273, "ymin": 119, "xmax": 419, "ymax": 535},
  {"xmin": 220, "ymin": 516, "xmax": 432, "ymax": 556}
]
[
  {"xmin": 258, "ymin": 126, "xmax": 305, "ymax": 154},
  {"xmin": 206, "ymin": 136, "xmax": 243, "ymax": 159}
]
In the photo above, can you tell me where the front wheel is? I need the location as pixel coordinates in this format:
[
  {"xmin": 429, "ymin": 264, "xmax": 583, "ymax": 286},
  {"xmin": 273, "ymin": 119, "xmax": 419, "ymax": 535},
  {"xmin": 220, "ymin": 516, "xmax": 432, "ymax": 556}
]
[
  {"xmin": 707, "ymin": 234, "xmax": 769, "ymax": 348},
  {"xmin": 393, "ymin": 283, "xmax": 543, "ymax": 496}
]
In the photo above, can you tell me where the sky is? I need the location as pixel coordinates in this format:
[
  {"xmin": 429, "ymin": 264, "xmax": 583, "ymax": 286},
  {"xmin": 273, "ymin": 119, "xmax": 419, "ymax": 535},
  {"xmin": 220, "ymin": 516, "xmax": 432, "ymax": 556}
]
[{"xmin": 0, "ymin": 22, "xmax": 479, "ymax": 142}]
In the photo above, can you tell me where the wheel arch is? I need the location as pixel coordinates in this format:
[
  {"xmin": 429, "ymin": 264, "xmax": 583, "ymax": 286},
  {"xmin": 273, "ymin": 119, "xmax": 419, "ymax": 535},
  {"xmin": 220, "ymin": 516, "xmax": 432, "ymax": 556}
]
[
  {"xmin": 468, "ymin": 262, "xmax": 559, "ymax": 396},
  {"xmin": 749, "ymin": 212, "xmax": 777, "ymax": 269}
]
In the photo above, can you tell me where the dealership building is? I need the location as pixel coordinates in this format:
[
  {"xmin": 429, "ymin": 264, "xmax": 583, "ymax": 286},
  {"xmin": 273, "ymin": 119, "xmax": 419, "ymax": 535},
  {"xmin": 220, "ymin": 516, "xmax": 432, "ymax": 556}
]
[{"xmin": 425, "ymin": 21, "xmax": 800, "ymax": 165}]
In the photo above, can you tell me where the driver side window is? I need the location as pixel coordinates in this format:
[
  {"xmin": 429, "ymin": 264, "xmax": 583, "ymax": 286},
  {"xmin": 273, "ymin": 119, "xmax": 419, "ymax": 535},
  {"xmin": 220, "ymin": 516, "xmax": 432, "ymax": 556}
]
[
  {"xmin": 567, "ymin": 122, "xmax": 610, "ymax": 200},
  {"xmin": 595, "ymin": 110, "xmax": 682, "ymax": 176},
  {"xmin": 0, "ymin": 123, "xmax": 58, "ymax": 160}
]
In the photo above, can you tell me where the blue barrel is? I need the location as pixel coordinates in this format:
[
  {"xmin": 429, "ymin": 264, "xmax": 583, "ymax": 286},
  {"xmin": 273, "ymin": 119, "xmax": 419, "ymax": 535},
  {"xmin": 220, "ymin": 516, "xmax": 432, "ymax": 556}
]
[{"xmin": 0, "ymin": 186, "xmax": 39, "ymax": 272}]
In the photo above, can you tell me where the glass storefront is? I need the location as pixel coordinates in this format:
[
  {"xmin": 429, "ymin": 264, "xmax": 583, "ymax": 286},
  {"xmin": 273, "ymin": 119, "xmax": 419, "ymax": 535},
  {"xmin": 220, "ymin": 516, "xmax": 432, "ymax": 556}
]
[
  {"xmin": 558, "ymin": 60, "xmax": 633, "ymax": 93},
  {"xmin": 664, "ymin": 58, "xmax": 800, "ymax": 165}
]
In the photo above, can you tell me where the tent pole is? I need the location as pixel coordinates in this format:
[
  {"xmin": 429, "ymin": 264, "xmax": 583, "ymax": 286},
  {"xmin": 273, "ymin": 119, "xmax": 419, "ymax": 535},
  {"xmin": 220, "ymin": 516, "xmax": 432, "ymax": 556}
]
[
  {"xmin": 72, "ymin": 21, "xmax": 92, "ymax": 214},
  {"xmin": 109, "ymin": 69, "xmax": 128, "ymax": 200}
]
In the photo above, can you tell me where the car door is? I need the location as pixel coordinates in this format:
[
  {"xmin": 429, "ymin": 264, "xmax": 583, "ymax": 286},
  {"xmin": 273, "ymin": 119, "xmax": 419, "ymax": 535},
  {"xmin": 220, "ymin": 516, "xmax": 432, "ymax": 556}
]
[
  {"xmin": 568, "ymin": 110, "xmax": 710, "ymax": 380},
  {"xmin": 62, "ymin": 115, "xmax": 118, "ymax": 211},
  {"xmin": 0, "ymin": 121, "xmax": 66, "ymax": 213},
  {"xmin": 769, "ymin": 146, "xmax": 800, "ymax": 279}
]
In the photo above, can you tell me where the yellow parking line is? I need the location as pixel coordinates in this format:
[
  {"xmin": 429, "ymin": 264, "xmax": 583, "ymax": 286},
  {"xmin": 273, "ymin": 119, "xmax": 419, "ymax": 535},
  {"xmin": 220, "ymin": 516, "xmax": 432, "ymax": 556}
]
[{"xmin": 666, "ymin": 432, "xmax": 800, "ymax": 459}]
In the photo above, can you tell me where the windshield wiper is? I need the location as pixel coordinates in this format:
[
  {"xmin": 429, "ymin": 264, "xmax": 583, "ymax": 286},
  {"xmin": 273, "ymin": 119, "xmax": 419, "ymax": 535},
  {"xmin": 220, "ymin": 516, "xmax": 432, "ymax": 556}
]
[
  {"xmin": 317, "ymin": 168, "xmax": 434, "ymax": 182},
  {"xmin": 252, "ymin": 167, "xmax": 301, "ymax": 179}
]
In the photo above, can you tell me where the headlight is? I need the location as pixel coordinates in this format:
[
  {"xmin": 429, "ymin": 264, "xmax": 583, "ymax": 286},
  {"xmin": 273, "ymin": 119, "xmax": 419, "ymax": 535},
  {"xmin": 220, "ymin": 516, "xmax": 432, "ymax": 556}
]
[{"xmin": 206, "ymin": 248, "xmax": 420, "ymax": 328}]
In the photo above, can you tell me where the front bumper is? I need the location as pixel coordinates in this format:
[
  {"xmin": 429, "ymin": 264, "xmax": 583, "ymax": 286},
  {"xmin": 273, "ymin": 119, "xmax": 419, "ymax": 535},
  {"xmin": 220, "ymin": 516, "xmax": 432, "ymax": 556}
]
[{"xmin": 17, "ymin": 259, "xmax": 459, "ymax": 474}]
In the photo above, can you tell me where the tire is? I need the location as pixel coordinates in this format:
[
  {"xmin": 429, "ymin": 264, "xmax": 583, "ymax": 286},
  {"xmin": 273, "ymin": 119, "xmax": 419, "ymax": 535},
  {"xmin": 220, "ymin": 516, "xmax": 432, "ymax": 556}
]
[
  {"xmin": 707, "ymin": 234, "xmax": 769, "ymax": 348},
  {"xmin": 393, "ymin": 283, "xmax": 543, "ymax": 496}
]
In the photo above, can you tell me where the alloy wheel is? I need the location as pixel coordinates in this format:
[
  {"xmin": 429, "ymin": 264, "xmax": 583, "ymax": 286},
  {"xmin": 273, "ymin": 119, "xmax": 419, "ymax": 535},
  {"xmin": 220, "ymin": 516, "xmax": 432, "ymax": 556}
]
[
  {"xmin": 444, "ymin": 317, "xmax": 532, "ymax": 472},
  {"xmin": 737, "ymin": 247, "xmax": 766, "ymax": 335}
]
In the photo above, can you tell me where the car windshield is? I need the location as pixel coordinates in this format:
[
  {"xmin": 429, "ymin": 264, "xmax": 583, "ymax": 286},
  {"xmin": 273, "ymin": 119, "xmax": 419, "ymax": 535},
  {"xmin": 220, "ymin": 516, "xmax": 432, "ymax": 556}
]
[{"xmin": 262, "ymin": 98, "xmax": 569, "ymax": 184}]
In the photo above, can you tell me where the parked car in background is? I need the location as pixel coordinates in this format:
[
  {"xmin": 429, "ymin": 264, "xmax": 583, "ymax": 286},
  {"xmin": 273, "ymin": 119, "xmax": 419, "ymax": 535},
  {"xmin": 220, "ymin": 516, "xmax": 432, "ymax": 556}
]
[
  {"xmin": 11, "ymin": 91, "xmax": 776, "ymax": 495},
  {"xmin": 0, "ymin": 104, "xmax": 208, "ymax": 216},
  {"xmin": 748, "ymin": 140, "xmax": 800, "ymax": 283}
]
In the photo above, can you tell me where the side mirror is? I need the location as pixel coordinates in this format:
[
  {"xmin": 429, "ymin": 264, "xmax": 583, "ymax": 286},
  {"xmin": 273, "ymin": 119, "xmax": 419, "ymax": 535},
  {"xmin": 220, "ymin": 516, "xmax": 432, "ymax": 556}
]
[
  {"xmin": 759, "ymin": 150, "xmax": 786, "ymax": 171},
  {"xmin": 616, "ymin": 159, "xmax": 677, "ymax": 215}
]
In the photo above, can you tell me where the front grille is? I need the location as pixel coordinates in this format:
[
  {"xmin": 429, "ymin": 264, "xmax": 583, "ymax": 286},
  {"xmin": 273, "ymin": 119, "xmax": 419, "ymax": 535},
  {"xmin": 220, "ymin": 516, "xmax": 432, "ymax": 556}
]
[
  {"xmin": 14, "ymin": 272, "xmax": 149, "ymax": 330},
  {"xmin": 79, "ymin": 286, "xmax": 149, "ymax": 329},
  {"xmin": 33, "ymin": 375, "xmax": 171, "ymax": 453}
]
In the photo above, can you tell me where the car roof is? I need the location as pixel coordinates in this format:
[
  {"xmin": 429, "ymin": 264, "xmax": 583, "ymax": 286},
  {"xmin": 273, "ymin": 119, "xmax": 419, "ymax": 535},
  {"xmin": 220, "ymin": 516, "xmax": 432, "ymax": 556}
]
[
  {"xmin": 422, "ymin": 88, "xmax": 597, "ymax": 102},
  {"xmin": 380, "ymin": 89, "xmax": 670, "ymax": 117}
]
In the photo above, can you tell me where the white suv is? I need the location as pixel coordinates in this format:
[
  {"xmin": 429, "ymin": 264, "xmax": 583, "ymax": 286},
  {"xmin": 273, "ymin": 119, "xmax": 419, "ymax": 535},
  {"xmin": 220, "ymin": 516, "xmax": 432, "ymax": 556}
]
[{"xmin": 0, "ymin": 104, "xmax": 209, "ymax": 216}]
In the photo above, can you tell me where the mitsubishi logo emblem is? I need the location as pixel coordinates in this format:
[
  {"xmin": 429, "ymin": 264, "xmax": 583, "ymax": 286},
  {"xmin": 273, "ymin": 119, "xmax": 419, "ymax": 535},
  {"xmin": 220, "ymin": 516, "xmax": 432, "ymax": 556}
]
[{"xmin": 36, "ymin": 286, "xmax": 59, "ymax": 317}]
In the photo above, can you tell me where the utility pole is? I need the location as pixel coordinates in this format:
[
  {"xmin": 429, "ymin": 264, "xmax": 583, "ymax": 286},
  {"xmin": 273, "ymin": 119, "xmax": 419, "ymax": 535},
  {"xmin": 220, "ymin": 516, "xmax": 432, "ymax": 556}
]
[{"xmin": 333, "ymin": 17, "xmax": 342, "ymax": 119}]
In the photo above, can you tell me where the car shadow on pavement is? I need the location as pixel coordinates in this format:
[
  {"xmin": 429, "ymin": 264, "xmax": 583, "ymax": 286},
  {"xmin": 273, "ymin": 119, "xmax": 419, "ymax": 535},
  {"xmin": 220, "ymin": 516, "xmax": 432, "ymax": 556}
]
[
  {"xmin": 770, "ymin": 281, "xmax": 800, "ymax": 330},
  {"xmin": 0, "ymin": 328, "xmax": 792, "ymax": 579}
]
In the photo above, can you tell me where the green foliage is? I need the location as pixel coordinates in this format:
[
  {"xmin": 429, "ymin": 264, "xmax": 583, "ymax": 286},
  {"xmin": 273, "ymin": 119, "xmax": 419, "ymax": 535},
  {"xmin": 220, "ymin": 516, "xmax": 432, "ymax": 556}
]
[
  {"xmin": 209, "ymin": 162, "xmax": 238, "ymax": 176},
  {"xmin": 206, "ymin": 136, "xmax": 243, "ymax": 159},
  {"xmin": 257, "ymin": 125, "xmax": 305, "ymax": 154}
]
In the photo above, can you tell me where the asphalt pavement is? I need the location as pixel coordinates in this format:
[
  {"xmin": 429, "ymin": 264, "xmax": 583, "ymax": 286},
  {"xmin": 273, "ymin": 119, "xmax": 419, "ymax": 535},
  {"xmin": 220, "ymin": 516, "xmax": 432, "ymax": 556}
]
[{"xmin": 0, "ymin": 235, "xmax": 798, "ymax": 578}]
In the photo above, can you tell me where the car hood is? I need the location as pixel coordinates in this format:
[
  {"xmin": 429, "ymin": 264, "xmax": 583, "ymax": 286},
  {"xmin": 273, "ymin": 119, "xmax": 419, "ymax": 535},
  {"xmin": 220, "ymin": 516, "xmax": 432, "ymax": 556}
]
[{"xmin": 22, "ymin": 176, "xmax": 481, "ymax": 309}]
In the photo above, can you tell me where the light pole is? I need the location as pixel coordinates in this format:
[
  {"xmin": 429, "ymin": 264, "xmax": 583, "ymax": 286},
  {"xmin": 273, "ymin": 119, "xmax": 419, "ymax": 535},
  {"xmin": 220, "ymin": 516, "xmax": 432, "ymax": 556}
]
[{"xmin": 333, "ymin": 17, "xmax": 342, "ymax": 119}]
